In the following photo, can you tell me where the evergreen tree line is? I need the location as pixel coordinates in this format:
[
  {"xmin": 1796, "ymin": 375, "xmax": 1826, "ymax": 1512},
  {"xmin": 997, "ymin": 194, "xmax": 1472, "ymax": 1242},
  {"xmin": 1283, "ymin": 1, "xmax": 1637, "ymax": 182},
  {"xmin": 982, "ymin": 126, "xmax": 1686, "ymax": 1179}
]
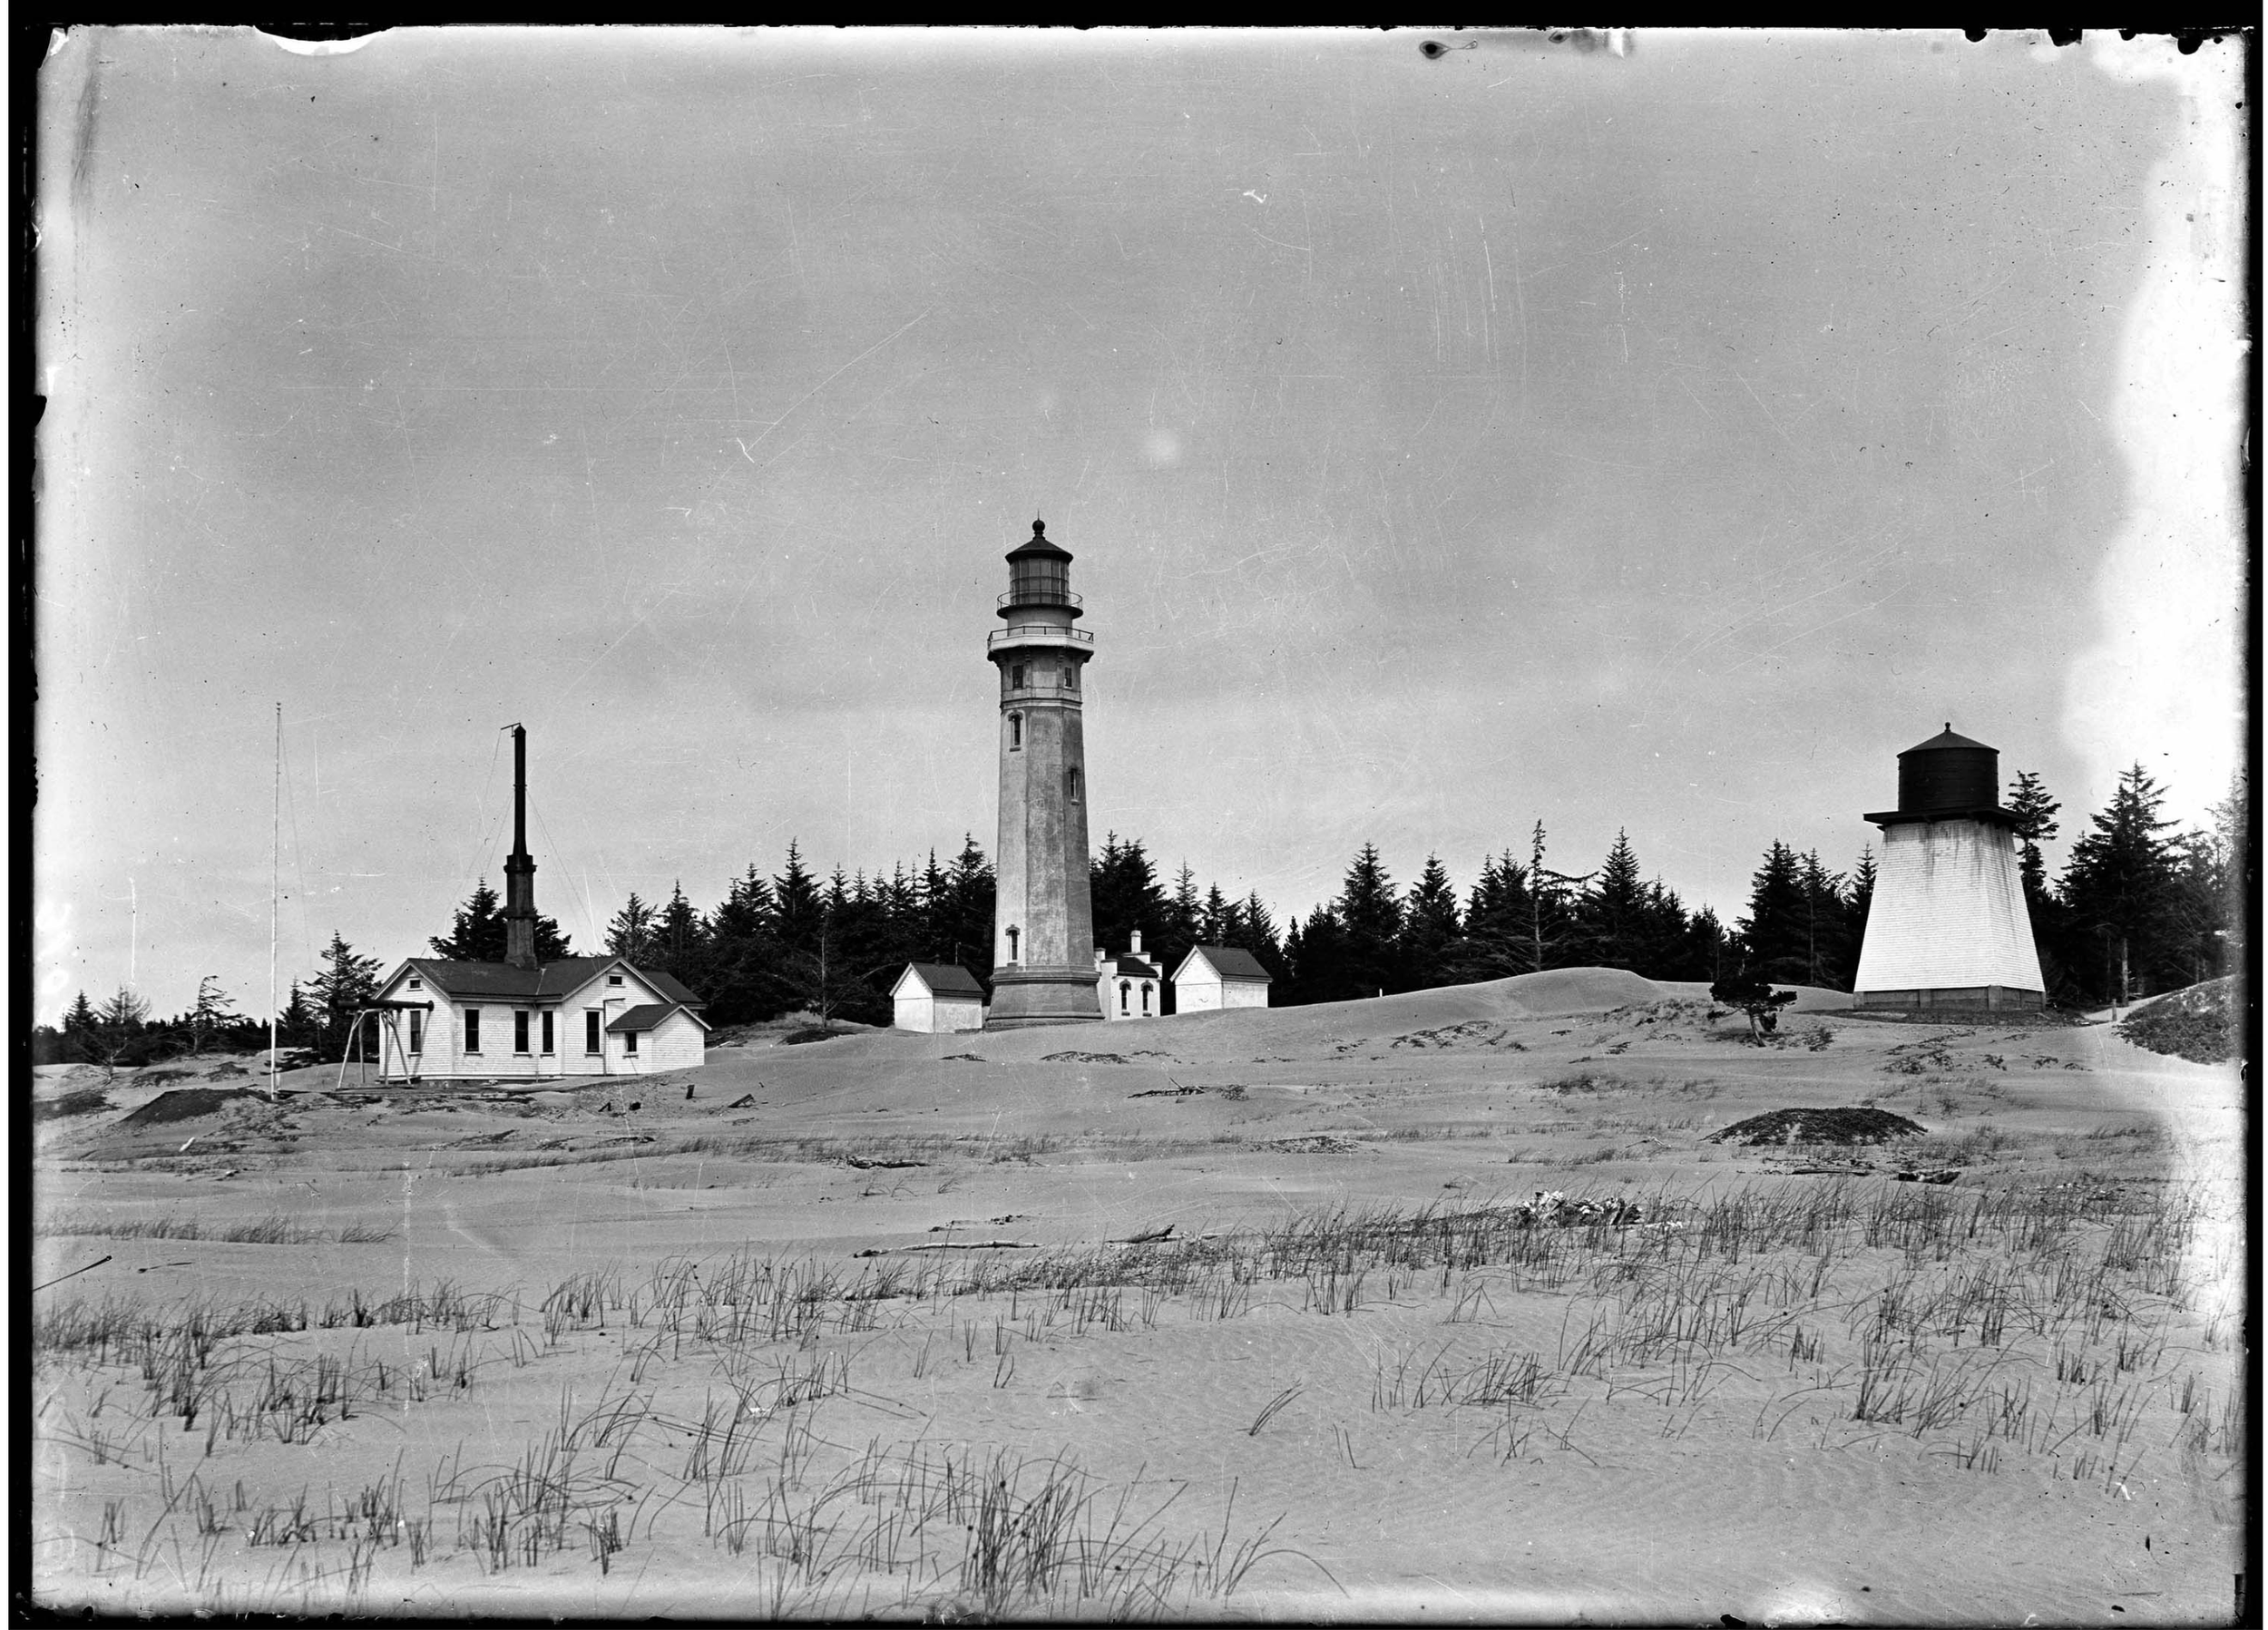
[{"xmin": 33, "ymin": 761, "xmax": 2244, "ymax": 1062}]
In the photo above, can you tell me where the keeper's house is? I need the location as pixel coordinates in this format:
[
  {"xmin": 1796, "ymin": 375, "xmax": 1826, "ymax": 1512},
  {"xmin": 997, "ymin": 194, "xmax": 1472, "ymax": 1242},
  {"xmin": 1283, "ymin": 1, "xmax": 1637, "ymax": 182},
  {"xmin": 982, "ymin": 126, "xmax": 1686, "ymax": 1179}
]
[
  {"xmin": 372, "ymin": 956, "xmax": 709, "ymax": 1081},
  {"xmin": 1170, "ymin": 945, "xmax": 1273, "ymax": 1012},
  {"xmin": 892, "ymin": 962, "xmax": 990, "ymax": 1033}
]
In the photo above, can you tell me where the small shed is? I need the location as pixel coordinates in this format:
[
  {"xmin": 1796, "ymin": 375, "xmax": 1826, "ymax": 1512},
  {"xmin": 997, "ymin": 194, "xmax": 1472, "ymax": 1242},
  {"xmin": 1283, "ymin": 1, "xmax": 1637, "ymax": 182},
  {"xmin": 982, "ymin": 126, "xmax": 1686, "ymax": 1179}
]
[
  {"xmin": 603, "ymin": 1002, "xmax": 711, "ymax": 1073},
  {"xmin": 893, "ymin": 963, "xmax": 989, "ymax": 1033},
  {"xmin": 1171, "ymin": 945, "xmax": 1273, "ymax": 1012}
]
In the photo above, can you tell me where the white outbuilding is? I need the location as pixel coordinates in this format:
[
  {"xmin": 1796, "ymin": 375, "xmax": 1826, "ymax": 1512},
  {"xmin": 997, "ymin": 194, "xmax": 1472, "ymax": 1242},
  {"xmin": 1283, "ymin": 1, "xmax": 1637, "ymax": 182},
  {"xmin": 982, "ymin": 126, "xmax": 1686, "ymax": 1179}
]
[
  {"xmin": 1094, "ymin": 931, "xmax": 1162, "ymax": 1021},
  {"xmin": 1170, "ymin": 945, "xmax": 1274, "ymax": 1012},
  {"xmin": 893, "ymin": 962, "xmax": 989, "ymax": 1033}
]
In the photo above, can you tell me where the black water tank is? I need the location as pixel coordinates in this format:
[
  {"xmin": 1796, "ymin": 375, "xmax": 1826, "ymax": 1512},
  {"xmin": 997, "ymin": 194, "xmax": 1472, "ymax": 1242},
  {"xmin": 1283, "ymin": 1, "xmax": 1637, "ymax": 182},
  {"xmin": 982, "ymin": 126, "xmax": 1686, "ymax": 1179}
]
[{"xmin": 1896, "ymin": 727, "xmax": 1999, "ymax": 815}]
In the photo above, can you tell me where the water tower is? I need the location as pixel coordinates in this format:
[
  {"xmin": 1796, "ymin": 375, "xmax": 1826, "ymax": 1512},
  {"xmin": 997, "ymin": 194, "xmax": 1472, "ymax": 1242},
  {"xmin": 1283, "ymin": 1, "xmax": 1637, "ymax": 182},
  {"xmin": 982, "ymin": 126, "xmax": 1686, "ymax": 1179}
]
[
  {"xmin": 984, "ymin": 521, "xmax": 1103, "ymax": 1028},
  {"xmin": 1853, "ymin": 725, "xmax": 2045, "ymax": 1012}
]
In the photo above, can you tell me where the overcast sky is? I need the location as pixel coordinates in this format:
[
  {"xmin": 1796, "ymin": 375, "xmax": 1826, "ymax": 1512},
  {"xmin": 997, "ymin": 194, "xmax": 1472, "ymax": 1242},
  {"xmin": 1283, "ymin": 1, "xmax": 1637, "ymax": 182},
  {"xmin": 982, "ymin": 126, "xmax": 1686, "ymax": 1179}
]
[{"xmin": 34, "ymin": 27, "xmax": 2245, "ymax": 1023}]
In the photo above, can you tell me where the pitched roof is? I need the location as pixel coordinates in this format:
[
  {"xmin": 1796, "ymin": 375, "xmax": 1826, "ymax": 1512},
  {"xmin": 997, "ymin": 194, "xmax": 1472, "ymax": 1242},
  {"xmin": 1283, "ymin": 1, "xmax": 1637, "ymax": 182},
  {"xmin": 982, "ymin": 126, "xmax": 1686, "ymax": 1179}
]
[
  {"xmin": 605, "ymin": 1002, "xmax": 709, "ymax": 1033},
  {"xmin": 395, "ymin": 956, "xmax": 704, "ymax": 1006},
  {"xmin": 1176, "ymin": 945, "xmax": 1272, "ymax": 983},
  {"xmin": 1102, "ymin": 956, "xmax": 1161, "ymax": 980},
  {"xmin": 897, "ymin": 961, "xmax": 988, "ymax": 998},
  {"xmin": 640, "ymin": 968, "xmax": 703, "ymax": 1006},
  {"xmin": 1900, "ymin": 726, "xmax": 1996, "ymax": 756}
]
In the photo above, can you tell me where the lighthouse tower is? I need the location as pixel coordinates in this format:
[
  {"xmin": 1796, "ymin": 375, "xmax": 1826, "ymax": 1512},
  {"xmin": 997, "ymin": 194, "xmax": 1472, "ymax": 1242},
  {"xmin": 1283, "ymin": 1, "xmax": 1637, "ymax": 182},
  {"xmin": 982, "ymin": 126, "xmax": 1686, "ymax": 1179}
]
[
  {"xmin": 984, "ymin": 520, "xmax": 1103, "ymax": 1028},
  {"xmin": 1853, "ymin": 725, "xmax": 2046, "ymax": 1013}
]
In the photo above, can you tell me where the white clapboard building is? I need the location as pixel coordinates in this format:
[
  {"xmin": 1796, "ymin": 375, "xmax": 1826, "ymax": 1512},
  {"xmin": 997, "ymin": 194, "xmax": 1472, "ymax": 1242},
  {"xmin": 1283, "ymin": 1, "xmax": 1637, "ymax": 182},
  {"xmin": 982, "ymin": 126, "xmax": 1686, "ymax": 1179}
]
[
  {"xmin": 373, "ymin": 955, "xmax": 709, "ymax": 1081},
  {"xmin": 1169, "ymin": 944, "xmax": 1274, "ymax": 1012},
  {"xmin": 892, "ymin": 962, "xmax": 990, "ymax": 1033}
]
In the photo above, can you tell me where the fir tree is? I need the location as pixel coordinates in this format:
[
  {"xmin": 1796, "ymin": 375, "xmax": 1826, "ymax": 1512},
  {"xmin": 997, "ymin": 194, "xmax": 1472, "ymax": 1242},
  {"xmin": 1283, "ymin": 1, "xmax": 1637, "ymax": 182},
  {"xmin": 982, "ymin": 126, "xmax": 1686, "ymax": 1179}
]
[
  {"xmin": 653, "ymin": 882, "xmax": 708, "ymax": 986},
  {"xmin": 61, "ymin": 991, "xmax": 96, "ymax": 1062},
  {"xmin": 2006, "ymin": 770, "xmax": 2062, "ymax": 911},
  {"xmin": 1578, "ymin": 831, "xmax": 1649, "ymax": 973},
  {"xmin": 88, "ymin": 986, "xmax": 152, "ymax": 1079},
  {"xmin": 1335, "ymin": 844, "xmax": 1403, "ymax": 997},
  {"xmin": 1090, "ymin": 833, "xmax": 1165, "ymax": 961},
  {"xmin": 604, "ymin": 892, "xmax": 657, "ymax": 961},
  {"xmin": 308, "ymin": 932, "xmax": 382, "ymax": 1063},
  {"xmin": 2059, "ymin": 764, "xmax": 2183, "ymax": 1002},
  {"xmin": 1737, "ymin": 841, "xmax": 1812, "ymax": 985},
  {"xmin": 187, "ymin": 975, "xmax": 238, "ymax": 1055},
  {"xmin": 429, "ymin": 878, "xmax": 572, "ymax": 961},
  {"xmin": 1454, "ymin": 850, "xmax": 1536, "ymax": 980},
  {"xmin": 1400, "ymin": 854, "xmax": 1461, "ymax": 991},
  {"xmin": 772, "ymin": 841, "xmax": 824, "ymax": 957},
  {"xmin": 1526, "ymin": 822, "xmax": 1592, "ymax": 972}
]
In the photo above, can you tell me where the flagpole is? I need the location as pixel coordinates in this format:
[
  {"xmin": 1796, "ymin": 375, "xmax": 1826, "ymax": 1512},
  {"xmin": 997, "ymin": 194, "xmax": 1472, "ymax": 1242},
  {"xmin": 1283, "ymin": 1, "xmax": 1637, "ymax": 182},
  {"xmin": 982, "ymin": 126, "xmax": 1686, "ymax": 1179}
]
[{"xmin": 270, "ymin": 702, "xmax": 280, "ymax": 1102}]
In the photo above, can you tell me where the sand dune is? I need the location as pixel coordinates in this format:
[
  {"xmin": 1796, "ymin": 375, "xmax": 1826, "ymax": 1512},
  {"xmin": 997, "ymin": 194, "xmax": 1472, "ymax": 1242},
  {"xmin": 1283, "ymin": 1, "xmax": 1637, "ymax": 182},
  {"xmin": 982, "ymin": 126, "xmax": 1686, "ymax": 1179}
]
[{"xmin": 30, "ymin": 974, "xmax": 2244, "ymax": 1621}]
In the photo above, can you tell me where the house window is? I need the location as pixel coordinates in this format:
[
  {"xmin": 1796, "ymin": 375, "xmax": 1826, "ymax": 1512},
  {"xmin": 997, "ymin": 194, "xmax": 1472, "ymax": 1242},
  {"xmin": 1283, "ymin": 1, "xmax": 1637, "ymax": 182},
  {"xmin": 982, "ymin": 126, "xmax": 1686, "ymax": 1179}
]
[
  {"xmin": 608, "ymin": 974, "xmax": 624, "ymax": 988},
  {"xmin": 1119, "ymin": 980, "xmax": 1130, "ymax": 1016},
  {"xmin": 1009, "ymin": 713, "xmax": 1022, "ymax": 750},
  {"xmin": 541, "ymin": 1011, "xmax": 554, "ymax": 1054},
  {"xmin": 1141, "ymin": 982, "xmax": 1153, "ymax": 1016},
  {"xmin": 514, "ymin": 1010, "xmax": 530, "ymax": 1054},
  {"xmin": 408, "ymin": 1010, "xmax": 424, "ymax": 1054},
  {"xmin": 464, "ymin": 1009, "xmax": 482, "ymax": 1054},
  {"xmin": 407, "ymin": 977, "xmax": 423, "ymax": 991},
  {"xmin": 623, "ymin": 1030, "xmax": 640, "ymax": 1055},
  {"xmin": 585, "ymin": 1010, "xmax": 601, "ymax": 1054}
]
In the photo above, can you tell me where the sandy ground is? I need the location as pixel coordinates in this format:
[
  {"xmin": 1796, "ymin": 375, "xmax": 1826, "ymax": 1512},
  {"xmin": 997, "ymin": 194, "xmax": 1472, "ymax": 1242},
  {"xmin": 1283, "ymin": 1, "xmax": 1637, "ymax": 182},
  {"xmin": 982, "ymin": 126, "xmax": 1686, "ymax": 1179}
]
[{"xmin": 28, "ymin": 971, "xmax": 2246, "ymax": 1621}]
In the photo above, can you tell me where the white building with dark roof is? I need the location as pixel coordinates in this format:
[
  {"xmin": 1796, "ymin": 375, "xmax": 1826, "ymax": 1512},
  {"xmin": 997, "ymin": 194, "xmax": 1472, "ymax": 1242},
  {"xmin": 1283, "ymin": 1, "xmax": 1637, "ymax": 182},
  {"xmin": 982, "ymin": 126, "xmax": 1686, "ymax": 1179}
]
[
  {"xmin": 367, "ymin": 726, "xmax": 708, "ymax": 1081},
  {"xmin": 372, "ymin": 956, "xmax": 709, "ymax": 1081},
  {"xmin": 1095, "ymin": 931, "xmax": 1162, "ymax": 1021},
  {"xmin": 892, "ymin": 962, "xmax": 989, "ymax": 1033},
  {"xmin": 1170, "ymin": 945, "xmax": 1273, "ymax": 1012}
]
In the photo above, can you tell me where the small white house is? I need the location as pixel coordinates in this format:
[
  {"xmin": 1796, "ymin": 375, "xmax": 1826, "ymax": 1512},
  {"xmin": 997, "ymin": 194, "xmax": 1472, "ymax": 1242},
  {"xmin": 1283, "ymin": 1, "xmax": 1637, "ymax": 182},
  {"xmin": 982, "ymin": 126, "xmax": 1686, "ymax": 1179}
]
[
  {"xmin": 1095, "ymin": 932, "xmax": 1163, "ymax": 1021},
  {"xmin": 370, "ymin": 955, "xmax": 709, "ymax": 1082},
  {"xmin": 893, "ymin": 962, "xmax": 989, "ymax": 1033},
  {"xmin": 1171, "ymin": 945, "xmax": 1273, "ymax": 1012}
]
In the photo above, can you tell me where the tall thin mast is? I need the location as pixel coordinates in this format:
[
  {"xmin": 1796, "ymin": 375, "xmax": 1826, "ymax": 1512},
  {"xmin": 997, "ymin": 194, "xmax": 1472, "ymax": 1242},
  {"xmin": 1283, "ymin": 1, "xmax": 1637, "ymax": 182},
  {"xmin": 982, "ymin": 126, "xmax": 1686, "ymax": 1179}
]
[{"xmin": 269, "ymin": 702, "xmax": 280, "ymax": 1101}]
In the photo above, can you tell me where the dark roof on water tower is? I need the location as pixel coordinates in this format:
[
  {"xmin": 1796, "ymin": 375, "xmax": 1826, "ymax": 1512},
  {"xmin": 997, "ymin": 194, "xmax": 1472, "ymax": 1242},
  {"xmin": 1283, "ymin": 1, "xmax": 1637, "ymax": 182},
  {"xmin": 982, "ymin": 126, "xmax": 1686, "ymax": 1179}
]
[{"xmin": 1862, "ymin": 723, "xmax": 2023, "ymax": 829}]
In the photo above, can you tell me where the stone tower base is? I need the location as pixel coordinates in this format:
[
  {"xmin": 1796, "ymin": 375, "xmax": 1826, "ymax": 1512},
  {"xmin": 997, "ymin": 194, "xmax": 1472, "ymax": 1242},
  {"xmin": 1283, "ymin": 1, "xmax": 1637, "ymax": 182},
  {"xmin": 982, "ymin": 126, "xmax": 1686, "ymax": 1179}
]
[{"xmin": 984, "ymin": 966, "xmax": 1103, "ymax": 1029}]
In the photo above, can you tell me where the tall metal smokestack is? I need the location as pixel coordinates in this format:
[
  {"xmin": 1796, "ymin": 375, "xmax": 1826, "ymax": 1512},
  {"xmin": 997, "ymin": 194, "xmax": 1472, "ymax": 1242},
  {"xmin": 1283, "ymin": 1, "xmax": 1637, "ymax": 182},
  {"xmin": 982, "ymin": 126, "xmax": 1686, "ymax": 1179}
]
[{"xmin": 503, "ymin": 723, "xmax": 539, "ymax": 971}]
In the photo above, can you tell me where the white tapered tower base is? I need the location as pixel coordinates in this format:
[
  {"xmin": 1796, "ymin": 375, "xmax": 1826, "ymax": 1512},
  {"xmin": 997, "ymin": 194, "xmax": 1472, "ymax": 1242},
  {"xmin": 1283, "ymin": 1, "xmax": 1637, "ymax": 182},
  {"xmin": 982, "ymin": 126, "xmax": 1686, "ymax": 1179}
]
[{"xmin": 1853, "ymin": 818, "xmax": 2045, "ymax": 1012}]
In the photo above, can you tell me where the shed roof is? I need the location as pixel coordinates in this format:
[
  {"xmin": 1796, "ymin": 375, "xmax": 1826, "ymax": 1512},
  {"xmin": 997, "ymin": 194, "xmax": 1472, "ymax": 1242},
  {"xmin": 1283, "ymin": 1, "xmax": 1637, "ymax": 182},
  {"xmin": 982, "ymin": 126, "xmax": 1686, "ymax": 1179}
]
[
  {"xmin": 1176, "ymin": 945, "xmax": 1273, "ymax": 983},
  {"xmin": 897, "ymin": 961, "xmax": 988, "ymax": 998},
  {"xmin": 604, "ymin": 1002, "xmax": 710, "ymax": 1033}
]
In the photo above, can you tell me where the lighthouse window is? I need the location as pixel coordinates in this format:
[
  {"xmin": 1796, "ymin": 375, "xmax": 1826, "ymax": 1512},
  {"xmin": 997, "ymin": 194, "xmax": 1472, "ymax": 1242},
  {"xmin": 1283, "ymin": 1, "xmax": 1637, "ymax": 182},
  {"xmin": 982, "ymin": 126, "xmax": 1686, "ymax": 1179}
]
[
  {"xmin": 1009, "ymin": 713, "xmax": 1023, "ymax": 750},
  {"xmin": 1062, "ymin": 664, "xmax": 1077, "ymax": 689},
  {"xmin": 1066, "ymin": 766, "xmax": 1081, "ymax": 802},
  {"xmin": 1010, "ymin": 662, "xmax": 1028, "ymax": 688}
]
